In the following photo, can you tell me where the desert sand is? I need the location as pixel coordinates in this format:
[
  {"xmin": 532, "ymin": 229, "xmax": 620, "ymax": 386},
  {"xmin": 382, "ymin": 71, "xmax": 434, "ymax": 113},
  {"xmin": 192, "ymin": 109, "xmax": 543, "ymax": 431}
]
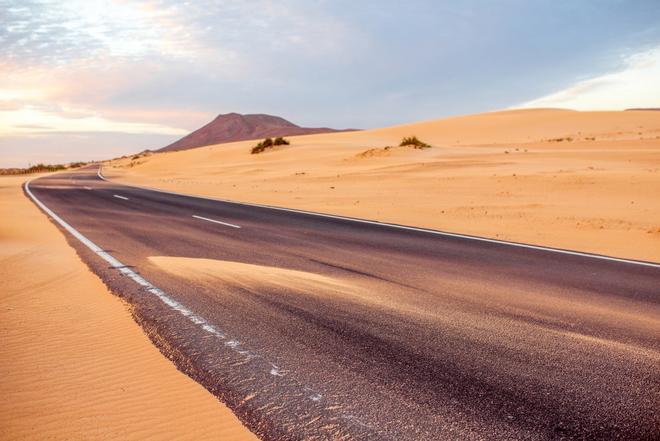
[
  {"xmin": 107, "ymin": 108, "xmax": 660, "ymax": 262},
  {"xmin": 0, "ymin": 175, "xmax": 257, "ymax": 440}
]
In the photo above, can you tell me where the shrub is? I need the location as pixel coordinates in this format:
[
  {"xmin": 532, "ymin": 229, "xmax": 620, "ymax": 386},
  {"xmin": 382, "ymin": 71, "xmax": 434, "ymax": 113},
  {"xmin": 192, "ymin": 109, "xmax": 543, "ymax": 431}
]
[
  {"xmin": 251, "ymin": 139, "xmax": 270, "ymax": 154},
  {"xmin": 0, "ymin": 163, "xmax": 67, "ymax": 175},
  {"xmin": 400, "ymin": 136, "xmax": 431, "ymax": 149},
  {"xmin": 251, "ymin": 137, "xmax": 289, "ymax": 154}
]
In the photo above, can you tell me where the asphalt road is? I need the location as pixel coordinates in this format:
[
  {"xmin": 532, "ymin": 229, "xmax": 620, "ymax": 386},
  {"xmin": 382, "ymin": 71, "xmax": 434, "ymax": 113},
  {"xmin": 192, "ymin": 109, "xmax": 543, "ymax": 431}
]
[{"xmin": 26, "ymin": 166, "xmax": 660, "ymax": 440}]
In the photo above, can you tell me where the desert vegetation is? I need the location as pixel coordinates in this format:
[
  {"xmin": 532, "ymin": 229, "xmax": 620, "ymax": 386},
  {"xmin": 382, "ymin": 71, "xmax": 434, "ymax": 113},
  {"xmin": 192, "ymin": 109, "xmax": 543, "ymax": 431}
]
[
  {"xmin": 251, "ymin": 137, "xmax": 290, "ymax": 154},
  {"xmin": 107, "ymin": 150, "xmax": 154, "ymax": 169},
  {"xmin": 355, "ymin": 136, "xmax": 432, "ymax": 159},
  {"xmin": 131, "ymin": 150, "xmax": 153, "ymax": 160},
  {"xmin": 400, "ymin": 136, "xmax": 431, "ymax": 149},
  {"xmin": 0, "ymin": 161, "xmax": 90, "ymax": 175}
]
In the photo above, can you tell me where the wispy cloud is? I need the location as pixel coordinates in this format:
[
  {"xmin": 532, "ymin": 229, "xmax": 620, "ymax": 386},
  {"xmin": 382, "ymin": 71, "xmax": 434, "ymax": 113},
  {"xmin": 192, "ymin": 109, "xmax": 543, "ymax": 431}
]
[
  {"xmin": 0, "ymin": 0, "xmax": 209, "ymax": 66},
  {"xmin": 0, "ymin": 105, "xmax": 188, "ymax": 136},
  {"xmin": 0, "ymin": 0, "xmax": 214, "ymax": 147},
  {"xmin": 0, "ymin": 0, "xmax": 351, "ymax": 70},
  {"xmin": 519, "ymin": 45, "xmax": 660, "ymax": 110}
]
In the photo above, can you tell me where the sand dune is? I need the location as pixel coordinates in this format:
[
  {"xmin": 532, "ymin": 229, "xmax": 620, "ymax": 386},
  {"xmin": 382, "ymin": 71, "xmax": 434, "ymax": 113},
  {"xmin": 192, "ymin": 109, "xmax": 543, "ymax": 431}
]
[
  {"xmin": 0, "ymin": 175, "xmax": 257, "ymax": 440},
  {"xmin": 108, "ymin": 108, "xmax": 660, "ymax": 262}
]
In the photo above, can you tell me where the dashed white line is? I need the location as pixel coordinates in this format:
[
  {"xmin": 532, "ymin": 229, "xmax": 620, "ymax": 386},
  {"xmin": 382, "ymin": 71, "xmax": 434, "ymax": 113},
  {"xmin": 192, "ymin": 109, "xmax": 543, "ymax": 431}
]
[
  {"xmin": 270, "ymin": 363, "xmax": 286, "ymax": 377},
  {"xmin": 113, "ymin": 194, "xmax": 129, "ymax": 200},
  {"xmin": 84, "ymin": 186, "xmax": 92, "ymax": 190},
  {"xmin": 192, "ymin": 214, "xmax": 241, "ymax": 229}
]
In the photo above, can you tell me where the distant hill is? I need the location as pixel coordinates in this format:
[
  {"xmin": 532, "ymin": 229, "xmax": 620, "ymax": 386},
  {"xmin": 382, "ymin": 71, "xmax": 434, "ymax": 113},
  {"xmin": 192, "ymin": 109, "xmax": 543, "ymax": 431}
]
[{"xmin": 159, "ymin": 113, "xmax": 355, "ymax": 152}]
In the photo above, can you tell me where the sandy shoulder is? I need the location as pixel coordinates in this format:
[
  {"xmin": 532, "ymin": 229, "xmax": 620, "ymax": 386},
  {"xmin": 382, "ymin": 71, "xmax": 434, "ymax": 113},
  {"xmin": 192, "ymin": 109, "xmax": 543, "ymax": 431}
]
[{"xmin": 0, "ymin": 174, "xmax": 258, "ymax": 440}]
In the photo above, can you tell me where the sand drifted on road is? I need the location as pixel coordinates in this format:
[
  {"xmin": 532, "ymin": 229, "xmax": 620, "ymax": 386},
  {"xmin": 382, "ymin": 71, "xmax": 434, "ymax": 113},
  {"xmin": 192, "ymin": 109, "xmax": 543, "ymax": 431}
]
[
  {"xmin": 0, "ymin": 175, "xmax": 257, "ymax": 440},
  {"xmin": 148, "ymin": 256, "xmax": 659, "ymax": 358},
  {"xmin": 109, "ymin": 108, "xmax": 660, "ymax": 262},
  {"xmin": 150, "ymin": 255, "xmax": 413, "ymax": 314},
  {"xmin": 149, "ymin": 256, "xmax": 351, "ymax": 294}
]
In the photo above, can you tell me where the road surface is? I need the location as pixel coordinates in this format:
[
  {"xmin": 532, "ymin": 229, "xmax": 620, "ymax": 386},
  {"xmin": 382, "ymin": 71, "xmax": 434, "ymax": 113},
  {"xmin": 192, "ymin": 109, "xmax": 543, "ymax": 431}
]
[{"xmin": 25, "ymin": 167, "xmax": 660, "ymax": 440}]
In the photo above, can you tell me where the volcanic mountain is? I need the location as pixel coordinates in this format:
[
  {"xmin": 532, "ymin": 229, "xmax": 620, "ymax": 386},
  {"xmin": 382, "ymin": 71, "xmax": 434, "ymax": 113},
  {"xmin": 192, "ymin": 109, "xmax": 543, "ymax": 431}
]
[{"xmin": 160, "ymin": 113, "xmax": 354, "ymax": 152}]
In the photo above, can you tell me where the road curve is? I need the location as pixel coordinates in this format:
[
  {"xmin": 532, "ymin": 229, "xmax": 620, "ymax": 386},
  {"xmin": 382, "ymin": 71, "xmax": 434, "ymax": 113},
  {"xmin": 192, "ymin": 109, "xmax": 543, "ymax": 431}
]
[{"xmin": 25, "ymin": 166, "xmax": 660, "ymax": 440}]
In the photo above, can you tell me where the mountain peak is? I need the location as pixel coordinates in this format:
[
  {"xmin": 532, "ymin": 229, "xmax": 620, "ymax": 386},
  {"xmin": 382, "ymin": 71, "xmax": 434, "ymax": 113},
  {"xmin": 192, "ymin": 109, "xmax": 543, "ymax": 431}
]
[{"xmin": 159, "ymin": 113, "xmax": 349, "ymax": 152}]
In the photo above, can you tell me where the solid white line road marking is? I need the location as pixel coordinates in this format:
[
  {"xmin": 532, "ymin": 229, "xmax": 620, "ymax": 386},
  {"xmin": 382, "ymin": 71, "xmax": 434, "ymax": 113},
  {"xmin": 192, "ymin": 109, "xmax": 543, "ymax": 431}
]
[
  {"xmin": 97, "ymin": 166, "xmax": 660, "ymax": 268},
  {"xmin": 113, "ymin": 194, "xmax": 129, "ymax": 200},
  {"xmin": 24, "ymin": 178, "xmax": 259, "ymax": 367},
  {"xmin": 192, "ymin": 214, "xmax": 241, "ymax": 229}
]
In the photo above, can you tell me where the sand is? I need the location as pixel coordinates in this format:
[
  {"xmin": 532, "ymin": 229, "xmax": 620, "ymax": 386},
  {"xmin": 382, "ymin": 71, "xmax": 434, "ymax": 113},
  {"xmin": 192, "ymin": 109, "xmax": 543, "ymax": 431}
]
[
  {"xmin": 0, "ymin": 175, "xmax": 258, "ymax": 440},
  {"xmin": 149, "ymin": 256, "xmax": 349, "ymax": 292},
  {"xmin": 108, "ymin": 108, "xmax": 660, "ymax": 262}
]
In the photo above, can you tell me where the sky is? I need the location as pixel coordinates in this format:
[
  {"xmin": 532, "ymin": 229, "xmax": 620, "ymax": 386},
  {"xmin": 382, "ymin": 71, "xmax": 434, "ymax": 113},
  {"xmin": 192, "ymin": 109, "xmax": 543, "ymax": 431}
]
[{"xmin": 1, "ymin": 0, "xmax": 660, "ymax": 167}]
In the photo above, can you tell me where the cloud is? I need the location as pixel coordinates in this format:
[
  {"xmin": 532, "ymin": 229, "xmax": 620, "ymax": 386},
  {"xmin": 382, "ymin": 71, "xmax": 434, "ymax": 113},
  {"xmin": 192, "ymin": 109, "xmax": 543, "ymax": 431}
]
[
  {"xmin": 0, "ymin": 105, "xmax": 188, "ymax": 136},
  {"xmin": 0, "ymin": 0, "xmax": 211, "ymax": 66},
  {"xmin": 519, "ymin": 45, "xmax": 660, "ymax": 110},
  {"xmin": 0, "ymin": 0, "xmax": 352, "ymax": 72}
]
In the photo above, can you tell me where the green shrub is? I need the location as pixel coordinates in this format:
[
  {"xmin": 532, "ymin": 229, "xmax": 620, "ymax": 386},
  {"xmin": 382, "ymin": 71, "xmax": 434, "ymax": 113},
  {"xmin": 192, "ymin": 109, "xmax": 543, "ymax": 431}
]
[
  {"xmin": 251, "ymin": 137, "xmax": 289, "ymax": 154},
  {"xmin": 0, "ymin": 163, "xmax": 68, "ymax": 175},
  {"xmin": 400, "ymin": 136, "xmax": 431, "ymax": 149}
]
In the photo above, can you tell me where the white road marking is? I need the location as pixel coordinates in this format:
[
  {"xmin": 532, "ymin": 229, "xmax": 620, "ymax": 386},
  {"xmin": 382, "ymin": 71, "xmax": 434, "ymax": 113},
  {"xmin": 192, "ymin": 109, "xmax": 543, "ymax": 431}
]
[
  {"xmin": 97, "ymin": 166, "xmax": 660, "ymax": 268},
  {"xmin": 113, "ymin": 194, "xmax": 129, "ymax": 200},
  {"xmin": 270, "ymin": 363, "xmax": 286, "ymax": 377},
  {"xmin": 84, "ymin": 186, "xmax": 92, "ymax": 190},
  {"xmin": 24, "ymin": 177, "xmax": 341, "ymax": 417},
  {"xmin": 192, "ymin": 214, "xmax": 241, "ymax": 229},
  {"xmin": 23, "ymin": 173, "xmax": 392, "ymax": 432}
]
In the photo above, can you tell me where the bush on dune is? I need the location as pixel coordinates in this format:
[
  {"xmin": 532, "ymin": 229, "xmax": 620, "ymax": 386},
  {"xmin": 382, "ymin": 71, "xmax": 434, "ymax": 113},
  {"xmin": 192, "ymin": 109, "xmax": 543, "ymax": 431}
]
[
  {"xmin": 251, "ymin": 137, "xmax": 290, "ymax": 154},
  {"xmin": 1, "ymin": 163, "xmax": 67, "ymax": 175},
  {"xmin": 0, "ymin": 160, "xmax": 94, "ymax": 175},
  {"xmin": 400, "ymin": 136, "xmax": 431, "ymax": 149},
  {"xmin": 251, "ymin": 138, "xmax": 273, "ymax": 154}
]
